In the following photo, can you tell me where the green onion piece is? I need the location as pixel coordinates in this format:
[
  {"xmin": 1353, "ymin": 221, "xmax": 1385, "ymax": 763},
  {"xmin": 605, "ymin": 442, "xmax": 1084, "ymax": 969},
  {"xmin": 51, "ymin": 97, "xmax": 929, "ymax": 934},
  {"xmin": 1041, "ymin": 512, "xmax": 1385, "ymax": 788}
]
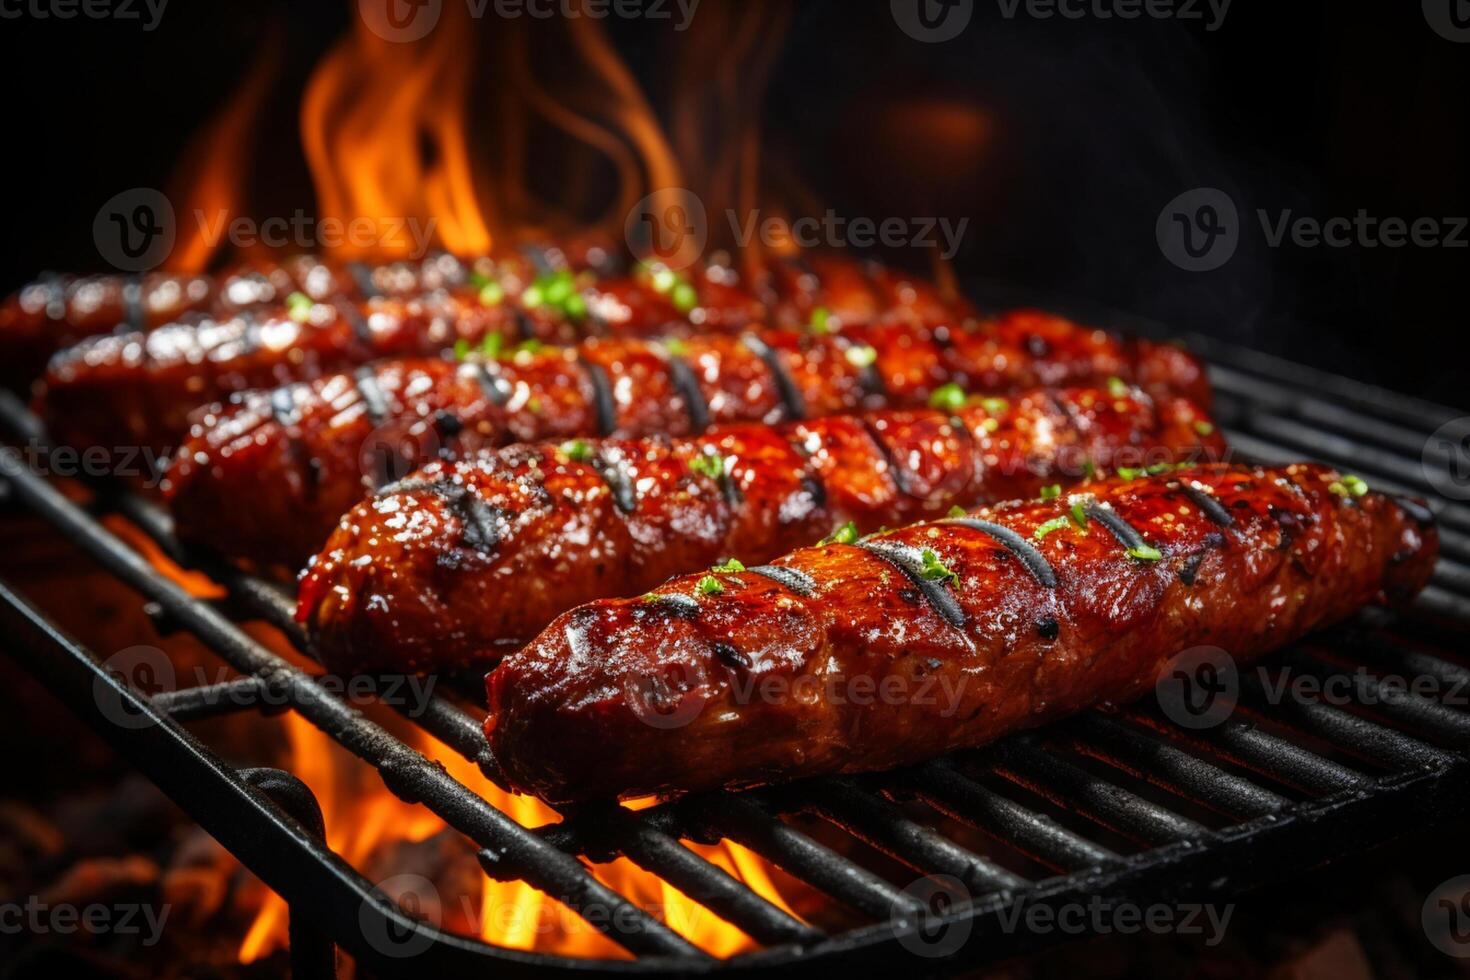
[
  {"xmin": 1343, "ymin": 474, "xmax": 1369, "ymax": 496},
  {"xmin": 1193, "ymin": 420, "xmax": 1215, "ymax": 437},
  {"xmin": 711, "ymin": 558, "xmax": 746, "ymax": 574},
  {"xmin": 1069, "ymin": 501, "xmax": 1090, "ymax": 529},
  {"xmin": 696, "ymin": 575, "xmax": 724, "ymax": 596},
  {"xmin": 521, "ymin": 284, "xmax": 545, "ymax": 309},
  {"xmin": 980, "ymin": 418, "xmax": 1000, "ymax": 433},
  {"xmin": 918, "ymin": 548, "xmax": 959, "ymax": 586},
  {"xmin": 1107, "ymin": 376, "xmax": 1131, "ymax": 398},
  {"xmin": 543, "ymin": 272, "xmax": 574, "ymax": 306},
  {"xmin": 928, "ymin": 383, "xmax": 967, "ymax": 412},
  {"xmin": 1126, "ymin": 543, "xmax": 1164, "ymax": 562},
  {"xmin": 670, "ymin": 281, "xmax": 698, "ymax": 314},
  {"xmin": 1145, "ymin": 461, "xmax": 1174, "ymax": 476},
  {"xmin": 468, "ymin": 270, "xmax": 493, "ymax": 289},
  {"xmin": 478, "ymin": 281, "xmax": 505, "ymax": 306},
  {"xmin": 286, "ymin": 292, "xmax": 313, "ymax": 323},
  {"xmin": 662, "ymin": 338, "xmax": 689, "ymax": 357},
  {"xmin": 514, "ymin": 339, "xmax": 543, "ymax": 356},
  {"xmin": 481, "ymin": 332, "xmax": 504, "ymax": 360},
  {"xmin": 809, "ymin": 306, "xmax": 832, "ymax": 334},
  {"xmin": 1040, "ymin": 484, "xmax": 1061, "ymax": 500},
  {"xmin": 947, "ymin": 505, "xmax": 968, "ymax": 518},
  {"xmin": 1116, "ymin": 466, "xmax": 1142, "ymax": 481},
  {"xmin": 688, "ymin": 452, "xmax": 725, "ymax": 481},
  {"xmin": 980, "ymin": 397, "xmax": 1010, "ymax": 414},
  {"xmin": 821, "ymin": 521, "xmax": 860, "ymax": 546},
  {"xmin": 563, "ymin": 292, "xmax": 587, "ymax": 321},
  {"xmin": 844, "ymin": 344, "xmax": 878, "ymax": 369},
  {"xmin": 1033, "ymin": 516, "xmax": 1070, "ymax": 541},
  {"xmin": 1081, "ymin": 458, "xmax": 1096, "ymax": 480},
  {"xmin": 559, "ymin": 438, "xmax": 594, "ymax": 463},
  {"xmin": 453, "ymin": 338, "xmax": 471, "ymax": 361},
  {"xmin": 651, "ymin": 266, "xmax": 678, "ymax": 294}
]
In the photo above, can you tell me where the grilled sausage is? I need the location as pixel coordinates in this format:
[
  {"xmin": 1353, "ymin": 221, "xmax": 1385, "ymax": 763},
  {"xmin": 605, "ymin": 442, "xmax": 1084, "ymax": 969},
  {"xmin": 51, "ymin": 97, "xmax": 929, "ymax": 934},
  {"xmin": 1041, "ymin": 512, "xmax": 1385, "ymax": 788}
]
[
  {"xmin": 299, "ymin": 386, "xmax": 1224, "ymax": 674},
  {"xmin": 165, "ymin": 313, "xmax": 1211, "ymax": 568},
  {"xmin": 484, "ymin": 463, "xmax": 1437, "ymax": 804}
]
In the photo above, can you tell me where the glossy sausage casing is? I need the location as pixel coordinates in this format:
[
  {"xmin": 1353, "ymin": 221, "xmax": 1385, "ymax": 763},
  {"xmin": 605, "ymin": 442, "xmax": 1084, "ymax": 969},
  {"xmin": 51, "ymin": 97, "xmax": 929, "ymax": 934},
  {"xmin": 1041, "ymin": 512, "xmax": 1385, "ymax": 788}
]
[
  {"xmin": 299, "ymin": 386, "xmax": 1224, "ymax": 673},
  {"xmin": 484, "ymin": 464, "xmax": 1437, "ymax": 804}
]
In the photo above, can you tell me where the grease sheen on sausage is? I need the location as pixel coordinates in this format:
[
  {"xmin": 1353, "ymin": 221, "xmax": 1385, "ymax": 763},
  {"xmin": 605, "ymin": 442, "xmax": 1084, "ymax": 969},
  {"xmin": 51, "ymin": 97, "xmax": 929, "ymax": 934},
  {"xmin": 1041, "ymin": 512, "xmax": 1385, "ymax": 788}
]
[
  {"xmin": 484, "ymin": 463, "xmax": 1437, "ymax": 804},
  {"xmin": 298, "ymin": 385, "xmax": 1224, "ymax": 673}
]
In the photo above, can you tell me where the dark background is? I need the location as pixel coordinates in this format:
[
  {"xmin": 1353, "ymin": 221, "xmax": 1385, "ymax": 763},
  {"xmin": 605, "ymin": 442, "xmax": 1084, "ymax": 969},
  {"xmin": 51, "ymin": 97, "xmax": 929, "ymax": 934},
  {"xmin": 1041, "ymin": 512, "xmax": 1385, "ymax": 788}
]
[{"xmin": 0, "ymin": 0, "xmax": 1464, "ymax": 406}]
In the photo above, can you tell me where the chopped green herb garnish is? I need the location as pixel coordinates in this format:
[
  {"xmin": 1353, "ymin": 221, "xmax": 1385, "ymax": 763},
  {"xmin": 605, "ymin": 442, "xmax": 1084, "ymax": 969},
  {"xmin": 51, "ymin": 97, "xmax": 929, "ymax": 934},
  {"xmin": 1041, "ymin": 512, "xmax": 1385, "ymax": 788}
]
[
  {"xmin": 947, "ymin": 505, "xmax": 968, "ymax": 518},
  {"xmin": 1116, "ymin": 466, "xmax": 1143, "ymax": 481},
  {"xmin": 1126, "ymin": 543, "xmax": 1164, "ymax": 562},
  {"xmin": 1329, "ymin": 474, "xmax": 1369, "ymax": 498},
  {"xmin": 1193, "ymin": 420, "xmax": 1215, "ymax": 437},
  {"xmin": 918, "ymin": 548, "xmax": 959, "ymax": 586},
  {"xmin": 563, "ymin": 292, "xmax": 587, "ymax": 320},
  {"xmin": 821, "ymin": 521, "xmax": 860, "ymax": 546},
  {"xmin": 514, "ymin": 338, "xmax": 544, "ymax": 356},
  {"xmin": 1040, "ymin": 484, "xmax": 1061, "ymax": 500},
  {"xmin": 980, "ymin": 418, "xmax": 1001, "ymax": 433},
  {"xmin": 1034, "ymin": 516, "xmax": 1070, "ymax": 541},
  {"xmin": 688, "ymin": 452, "xmax": 726, "ymax": 481},
  {"xmin": 468, "ymin": 270, "xmax": 493, "ymax": 289},
  {"xmin": 711, "ymin": 558, "xmax": 746, "ymax": 574},
  {"xmin": 1146, "ymin": 461, "xmax": 1174, "ymax": 476},
  {"xmin": 1069, "ymin": 501, "xmax": 1090, "ymax": 529},
  {"xmin": 1107, "ymin": 376, "xmax": 1130, "ymax": 398},
  {"xmin": 559, "ymin": 438, "xmax": 594, "ymax": 463},
  {"xmin": 844, "ymin": 344, "xmax": 878, "ymax": 369},
  {"xmin": 929, "ymin": 383, "xmax": 967, "ymax": 412},
  {"xmin": 1080, "ymin": 458, "xmax": 1096, "ymax": 480},
  {"xmin": 454, "ymin": 338, "xmax": 472, "ymax": 361},
  {"xmin": 649, "ymin": 265, "xmax": 678, "ymax": 294},
  {"xmin": 670, "ymin": 281, "xmax": 698, "ymax": 314},
  {"xmin": 696, "ymin": 575, "xmax": 725, "ymax": 596},
  {"xmin": 543, "ymin": 271, "xmax": 574, "ymax": 306},
  {"xmin": 809, "ymin": 306, "xmax": 832, "ymax": 334},
  {"xmin": 980, "ymin": 397, "xmax": 1010, "ymax": 414},
  {"xmin": 478, "ymin": 281, "xmax": 505, "ymax": 306},
  {"xmin": 481, "ymin": 332, "xmax": 505, "ymax": 360},
  {"xmin": 286, "ymin": 291, "xmax": 313, "ymax": 323},
  {"xmin": 521, "ymin": 284, "xmax": 545, "ymax": 309},
  {"xmin": 663, "ymin": 338, "xmax": 689, "ymax": 357}
]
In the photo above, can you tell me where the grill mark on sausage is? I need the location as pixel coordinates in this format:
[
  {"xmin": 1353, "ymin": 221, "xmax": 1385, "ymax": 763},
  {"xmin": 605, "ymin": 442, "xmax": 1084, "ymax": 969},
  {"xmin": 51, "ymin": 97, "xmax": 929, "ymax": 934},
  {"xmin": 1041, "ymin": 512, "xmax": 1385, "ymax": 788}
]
[
  {"xmin": 592, "ymin": 451, "xmax": 637, "ymax": 514},
  {"xmin": 337, "ymin": 300, "xmax": 375, "ymax": 350},
  {"xmin": 353, "ymin": 366, "xmax": 390, "ymax": 426},
  {"xmin": 855, "ymin": 540, "xmax": 968, "ymax": 629},
  {"xmin": 1391, "ymin": 495, "xmax": 1436, "ymax": 529},
  {"xmin": 859, "ymin": 417, "xmax": 913, "ymax": 497},
  {"xmin": 662, "ymin": 350, "xmax": 711, "ymax": 433},
  {"xmin": 746, "ymin": 565, "xmax": 817, "ymax": 597},
  {"xmin": 1085, "ymin": 503, "xmax": 1154, "ymax": 556},
  {"xmin": 577, "ymin": 357, "xmax": 617, "ymax": 437},
  {"xmin": 521, "ymin": 243, "xmax": 558, "ymax": 275},
  {"xmin": 510, "ymin": 307, "xmax": 537, "ymax": 342},
  {"xmin": 270, "ymin": 385, "xmax": 321, "ymax": 499},
  {"xmin": 377, "ymin": 476, "xmax": 505, "ymax": 554},
  {"xmin": 943, "ymin": 517, "xmax": 1059, "ymax": 589},
  {"xmin": 741, "ymin": 334, "xmax": 806, "ymax": 420},
  {"xmin": 469, "ymin": 360, "xmax": 512, "ymax": 406},
  {"xmin": 1180, "ymin": 483, "xmax": 1235, "ymax": 528},
  {"xmin": 42, "ymin": 273, "xmax": 67, "ymax": 321},
  {"xmin": 123, "ymin": 276, "xmax": 144, "ymax": 332},
  {"xmin": 347, "ymin": 261, "xmax": 381, "ymax": 300}
]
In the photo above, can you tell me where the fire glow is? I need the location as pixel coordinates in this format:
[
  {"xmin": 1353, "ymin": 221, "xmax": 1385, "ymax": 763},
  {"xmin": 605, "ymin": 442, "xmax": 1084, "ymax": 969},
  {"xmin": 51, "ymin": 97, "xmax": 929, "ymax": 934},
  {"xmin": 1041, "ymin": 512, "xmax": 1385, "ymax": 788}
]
[{"xmin": 150, "ymin": 0, "xmax": 832, "ymax": 961}]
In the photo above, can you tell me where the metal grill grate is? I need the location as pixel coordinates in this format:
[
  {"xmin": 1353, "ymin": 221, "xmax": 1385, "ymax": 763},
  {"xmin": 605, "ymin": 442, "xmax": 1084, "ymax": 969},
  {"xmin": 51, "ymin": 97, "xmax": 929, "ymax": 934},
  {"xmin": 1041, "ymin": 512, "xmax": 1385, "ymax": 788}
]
[{"xmin": 0, "ymin": 331, "xmax": 1468, "ymax": 977}]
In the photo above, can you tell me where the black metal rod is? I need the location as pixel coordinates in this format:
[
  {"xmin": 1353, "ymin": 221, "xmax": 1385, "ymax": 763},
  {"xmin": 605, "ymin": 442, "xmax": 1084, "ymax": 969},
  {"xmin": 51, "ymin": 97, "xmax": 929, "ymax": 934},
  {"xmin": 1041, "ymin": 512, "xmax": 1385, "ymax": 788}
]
[
  {"xmin": 153, "ymin": 676, "xmax": 281, "ymax": 721},
  {"xmin": 0, "ymin": 447, "xmax": 704, "ymax": 960},
  {"xmin": 1070, "ymin": 715, "xmax": 1288, "ymax": 819},
  {"xmin": 794, "ymin": 777, "xmax": 1028, "ymax": 895},
  {"xmin": 905, "ymin": 760, "xmax": 1118, "ymax": 872},
  {"xmin": 985, "ymin": 740, "xmax": 1207, "ymax": 847}
]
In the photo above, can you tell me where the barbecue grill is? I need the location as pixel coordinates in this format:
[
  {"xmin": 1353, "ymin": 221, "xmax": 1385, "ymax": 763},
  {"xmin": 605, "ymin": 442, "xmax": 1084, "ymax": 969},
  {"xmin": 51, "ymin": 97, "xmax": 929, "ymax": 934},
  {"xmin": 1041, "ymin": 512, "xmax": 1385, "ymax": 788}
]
[{"xmin": 0, "ymin": 316, "xmax": 1466, "ymax": 977}]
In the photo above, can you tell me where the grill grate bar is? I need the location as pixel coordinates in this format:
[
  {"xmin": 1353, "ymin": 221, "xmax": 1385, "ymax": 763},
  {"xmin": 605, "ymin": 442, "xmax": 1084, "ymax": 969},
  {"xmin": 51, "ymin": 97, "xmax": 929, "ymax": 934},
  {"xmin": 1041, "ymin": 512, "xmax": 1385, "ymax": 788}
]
[
  {"xmin": 905, "ymin": 761, "xmax": 1118, "ymax": 872},
  {"xmin": 794, "ymin": 777, "xmax": 1029, "ymax": 895},
  {"xmin": 1070, "ymin": 715, "xmax": 1288, "ymax": 819},
  {"xmin": 0, "ymin": 448, "xmax": 705, "ymax": 960},
  {"xmin": 985, "ymin": 740, "xmax": 1206, "ymax": 846},
  {"xmin": 1285, "ymin": 650, "xmax": 1470, "ymax": 749},
  {"xmin": 152, "ymin": 676, "xmax": 282, "ymax": 722}
]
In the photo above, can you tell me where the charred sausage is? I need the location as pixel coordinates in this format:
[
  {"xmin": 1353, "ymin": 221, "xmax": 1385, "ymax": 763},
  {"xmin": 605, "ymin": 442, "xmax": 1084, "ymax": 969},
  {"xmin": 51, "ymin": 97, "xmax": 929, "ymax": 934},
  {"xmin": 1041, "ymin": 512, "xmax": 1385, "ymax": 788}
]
[
  {"xmin": 484, "ymin": 463, "xmax": 1437, "ymax": 804},
  {"xmin": 165, "ymin": 314, "xmax": 1211, "ymax": 567},
  {"xmin": 299, "ymin": 385, "xmax": 1223, "ymax": 673}
]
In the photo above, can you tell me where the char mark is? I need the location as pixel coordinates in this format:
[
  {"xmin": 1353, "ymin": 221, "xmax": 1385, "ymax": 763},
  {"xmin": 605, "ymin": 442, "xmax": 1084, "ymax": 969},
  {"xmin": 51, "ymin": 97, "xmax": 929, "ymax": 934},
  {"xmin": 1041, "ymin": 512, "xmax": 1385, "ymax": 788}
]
[
  {"xmin": 741, "ymin": 334, "xmax": 806, "ymax": 421},
  {"xmin": 859, "ymin": 417, "xmax": 913, "ymax": 497},
  {"xmin": 592, "ymin": 452, "xmax": 637, "ymax": 514},
  {"xmin": 346, "ymin": 261, "xmax": 381, "ymax": 300},
  {"xmin": 944, "ymin": 517, "xmax": 1058, "ymax": 589},
  {"xmin": 664, "ymin": 352, "xmax": 711, "ymax": 432},
  {"xmin": 577, "ymin": 357, "xmax": 618, "ymax": 437},
  {"xmin": 353, "ymin": 366, "xmax": 390, "ymax": 426},
  {"xmin": 1084, "ymin": 503, "xmax": 1153, "ymax": 555},
  {"xmin": 746, "ymin": 565, "xmax": 817, "ymax": 597},
  {"xmin": 856, "ymin": 540, "xmax": 967, "ymax": 629},
  {"xmin": 470, "ymin": 361, "xmax": 511, "ymax": 406},
  {"xmin": 1179, "ymin": 483, "xmax": 1235, "ymax": 528}
]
